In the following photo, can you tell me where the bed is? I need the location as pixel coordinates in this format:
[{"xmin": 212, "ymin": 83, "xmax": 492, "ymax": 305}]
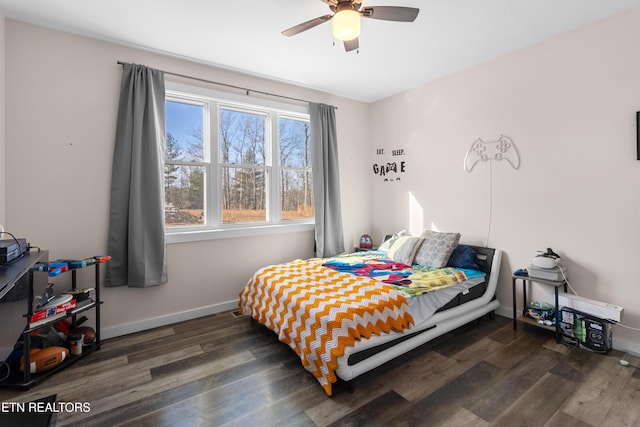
[{"xmin": 238, "ymin": 231, "xmax": 502, "ymax": 396}]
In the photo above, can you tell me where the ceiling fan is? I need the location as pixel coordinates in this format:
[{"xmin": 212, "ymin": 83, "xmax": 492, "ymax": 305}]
[{"xmin": 282, "ymin": 0, "xmax": 419, "ymax": 52}]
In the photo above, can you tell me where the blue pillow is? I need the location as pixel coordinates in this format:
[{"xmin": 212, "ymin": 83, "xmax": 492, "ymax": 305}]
[{"xmin": 447, "ymin": 245, "xmax": 480, "ymax": 270}]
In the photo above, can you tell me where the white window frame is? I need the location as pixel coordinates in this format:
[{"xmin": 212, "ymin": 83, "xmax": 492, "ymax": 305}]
[{"xmin": 164, "ymin": 81, "xmax": 314, "ymax": 244}]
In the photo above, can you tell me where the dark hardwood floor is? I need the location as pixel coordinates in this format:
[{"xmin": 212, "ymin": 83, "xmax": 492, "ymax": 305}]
[{"xmin": 0, "ymin": 311, "xmax": 638, "ymax": 426}]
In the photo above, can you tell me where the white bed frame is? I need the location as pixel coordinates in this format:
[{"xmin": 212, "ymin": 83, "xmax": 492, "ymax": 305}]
[{"xmin": 334, "ymin": 246, "xmax": 502, "ymax": 384}]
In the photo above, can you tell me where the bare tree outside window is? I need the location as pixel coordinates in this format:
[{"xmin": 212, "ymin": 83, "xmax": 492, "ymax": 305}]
[
  {"xmin": 280, "ymin": 117, "xmax": 313, "ymax": 220},
  {"xmin": 220, "ymin": 109, "xmax": 267, "ymax": 223}
]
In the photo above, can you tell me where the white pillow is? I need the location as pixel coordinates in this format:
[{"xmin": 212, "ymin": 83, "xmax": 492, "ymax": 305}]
[
  {"xmin": 378, "ymin": 229, "xmax": 409, "ymax": 252},
  {"xmin": 386, "ymin": 236, "xmax": 424, "ymax": 265}
]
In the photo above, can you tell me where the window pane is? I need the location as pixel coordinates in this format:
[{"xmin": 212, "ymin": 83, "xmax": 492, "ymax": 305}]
[
  {"xmin": 165, "ymin": 165, "xmax": 205, "ymax": 227},
  {"xmin": 221, "ymin": 167, "xmax": 266, "ymax": 223},
  {"xmin": 279, "ymin": 117, "xmax": 310, "ymax": 168},
  {"xmin": 166, "ymin": 100, "xmax": 204, "ymax": 162},
  {"xmin": 219, "ymin": 109, "xmax": 265, "ymax": 165},
  {"xmin": 281, "ymin": 170, "xmax": 313, "ymax": 220}
]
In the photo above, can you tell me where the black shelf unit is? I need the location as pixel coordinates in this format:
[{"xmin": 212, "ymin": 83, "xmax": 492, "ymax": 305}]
[
  {"xmin": 512, "ymin": 274, "xmax": 567, "ymax": 341},
  {"xmin": 0, "ymin": 254, "xmax": 105, "ymax": 389}
]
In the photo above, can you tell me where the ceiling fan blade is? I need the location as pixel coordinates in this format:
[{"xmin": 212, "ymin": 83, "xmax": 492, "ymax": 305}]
[
  {"xmin": 361, "ymin": 6, "xmax": 419, "ymax": 22},
  {"xmin": 282, "ymin": 14, "xmax": 333, "ymax": 37},
  {"xmin": 344, "ymin": 37, "xmax": 359, "ymax": 52}
]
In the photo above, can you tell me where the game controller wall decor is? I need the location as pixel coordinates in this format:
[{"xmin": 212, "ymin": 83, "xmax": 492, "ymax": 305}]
[{"xmin": 464, "ymin": 135, "xmax": 520, "ymax": 172}]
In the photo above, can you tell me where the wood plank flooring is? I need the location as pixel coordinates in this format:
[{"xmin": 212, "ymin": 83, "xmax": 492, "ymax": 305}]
[{"xmin": 0, "ymin": 311, "xmax": 638, "ymax": 426}]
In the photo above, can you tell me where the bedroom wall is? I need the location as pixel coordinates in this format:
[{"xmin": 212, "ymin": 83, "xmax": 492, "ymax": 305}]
[
  {"xmin": 0, "ymin": 20, "xmax": 371, "ymax": 353},
  {"xmin": 369, "ymin": 7, "xmax": 640, "ymax": 352}
]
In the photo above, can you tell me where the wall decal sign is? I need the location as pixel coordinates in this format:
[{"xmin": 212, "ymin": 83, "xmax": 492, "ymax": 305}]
[{"xmin": 373, "ymin": 148, "xmax": 406, "ymax": 182}]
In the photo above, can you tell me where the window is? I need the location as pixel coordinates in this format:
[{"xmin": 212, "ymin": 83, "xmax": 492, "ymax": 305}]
[{"xmin": 164, "ymin": 82, "xmax": 313, "ymax": 242}]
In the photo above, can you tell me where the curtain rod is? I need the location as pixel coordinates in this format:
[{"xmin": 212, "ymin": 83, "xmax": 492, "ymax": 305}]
[{"xmin": 116, "ymin": 61, "xmax": 332, "ymax": 107}]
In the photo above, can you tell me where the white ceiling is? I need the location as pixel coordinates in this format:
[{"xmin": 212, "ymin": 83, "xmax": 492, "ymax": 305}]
[{"xmin": 1, "ymin": 0, "xmax": 640, "ymax": 102}]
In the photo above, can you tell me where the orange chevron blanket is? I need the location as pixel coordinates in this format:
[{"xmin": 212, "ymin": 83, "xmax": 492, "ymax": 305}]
[{"xmin": 238, "ymin": 260, "xmax": 414, "ymax": 395}]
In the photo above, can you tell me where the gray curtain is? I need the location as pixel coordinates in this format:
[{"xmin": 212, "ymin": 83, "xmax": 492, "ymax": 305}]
[
  {"xmin": 106, "ymin": 63, "xmax": 168, "ymax": 287},
  {"xmin": 309, "ymin": 102, "xmax": 345, "ymax": 257}
]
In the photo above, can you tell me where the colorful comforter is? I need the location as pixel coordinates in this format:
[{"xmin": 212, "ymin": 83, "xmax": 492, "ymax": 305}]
[
  {"xmin": 238, "ymin": 259, "xmax": 414, "ymax": 396},
  {"xmin": 319, "ymin": 252, "xmax": 485, "ymax": 297}
]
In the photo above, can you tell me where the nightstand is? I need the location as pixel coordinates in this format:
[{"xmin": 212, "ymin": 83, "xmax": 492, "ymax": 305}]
[{"xmin": 512, "ymin": 274, "xmax": 567, "ymax": 341}]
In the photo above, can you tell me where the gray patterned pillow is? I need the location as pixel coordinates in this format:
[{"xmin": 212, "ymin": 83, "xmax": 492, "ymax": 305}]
[
  {"xmin": 414, "ymin": 230, "xmax": 461, "ymax": 267},
  {"xmin": 386, "ymin": 236, "xmax": 424, "ymax": 265}
]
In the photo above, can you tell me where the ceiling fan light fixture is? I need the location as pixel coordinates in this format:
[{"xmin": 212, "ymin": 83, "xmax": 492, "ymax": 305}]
[{"xmin": 332, "ymin": 9, "xmax": 360, "ymax": 41}]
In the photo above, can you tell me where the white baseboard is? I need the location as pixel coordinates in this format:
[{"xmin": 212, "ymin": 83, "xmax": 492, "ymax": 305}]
[
  {"xmin": 101, "ymin": 299, "xmax": 239, "ymax": 340},
  {"xmin": 612, "ymin": 336, "xmax": 640, "ymax": 354},
  {"xmin": 495, "ymin": 305, "xmax": 512, "ymax": 319}
]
